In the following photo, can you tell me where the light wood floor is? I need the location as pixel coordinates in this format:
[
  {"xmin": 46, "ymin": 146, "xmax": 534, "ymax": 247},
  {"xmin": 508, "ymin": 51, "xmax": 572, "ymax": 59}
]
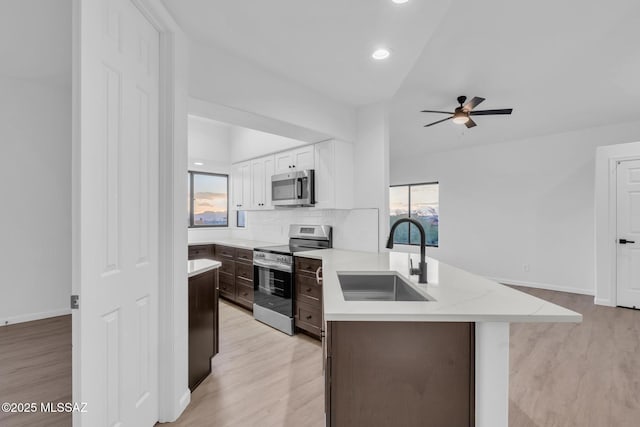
[
  {"xmin": 509, "ymin": 286, "xmax": 640, "ymax": 427},
  {"xmin": 2, "ymin": 288, "xmax": 639, "ymax": 427},
  {"xmin": 165, "ymin": 301, "xmax": 325, "ymax": 427},
  {"xmin": 0, "ymin": 315, "xmax": 72, "ymax": 427}
]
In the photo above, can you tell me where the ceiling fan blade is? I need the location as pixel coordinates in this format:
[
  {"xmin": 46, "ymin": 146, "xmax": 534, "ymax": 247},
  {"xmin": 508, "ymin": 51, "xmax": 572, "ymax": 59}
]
[
  {"xmin": 420, "ymin": 110, "xmax": 454, "ymax": 114},
  {"xmin": 424, "ymin": 116, "xmax": 453, "ymax": 127},
  {"xmin": 470, "ymin": 108, "xmax": 513, "ymax": 116},
  {"xmin": 462, "ymin": 96, "xmax": 485, "ymax": 111},
  {"xmin": 465, "ymin": 118, "xmax": 477, "ymax": 128}
]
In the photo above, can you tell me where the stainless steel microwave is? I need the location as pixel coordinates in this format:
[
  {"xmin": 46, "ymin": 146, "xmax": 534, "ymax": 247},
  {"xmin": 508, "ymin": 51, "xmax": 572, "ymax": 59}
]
[{"xmin": 271, "ymin": 169, "xmax": 315, "ymax": 207}]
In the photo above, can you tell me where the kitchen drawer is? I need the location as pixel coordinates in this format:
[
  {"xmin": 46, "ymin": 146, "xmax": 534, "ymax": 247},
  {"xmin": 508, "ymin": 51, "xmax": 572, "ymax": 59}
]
[
  {"xmin": 295, "ymin": 274, "xmax": 322, "ymax": 305},
  {"xmin": 219, "ymin": 259, "xmax": 235, "ymax": 276},
  {"xmin": 295, "ymin": 300, "xmax": 322, "ymax": 337},
  {"xmin": 235, "ymin": 279, "xmax": 254, "ymax": 309},
  {"xmin": 218, "ymin": 272, "xmax": 235, "ymax": 299},
  {"xmin": 236, "ymin": 248, "xmax": 254, "ymax": 263},
  {"xmin": 215, "ymin": 245, "xmax": 236, "ymax": 259},
  {"xmin": 295, "ymin": 256, "xmax": 322, "ymax": 277},
  {"xmin": 235, "ymin": 261, "xmax": 253, "ymax": 281},
  {"xmin": 188, "ymin": 245, "xmax": 212, "ymax": 260}
]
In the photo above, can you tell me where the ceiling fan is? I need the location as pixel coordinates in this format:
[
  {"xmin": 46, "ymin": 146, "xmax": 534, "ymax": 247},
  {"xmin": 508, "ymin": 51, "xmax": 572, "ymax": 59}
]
[{"xmin": 421, "ymin": 96, "xmax": 513, "ymax": 128}]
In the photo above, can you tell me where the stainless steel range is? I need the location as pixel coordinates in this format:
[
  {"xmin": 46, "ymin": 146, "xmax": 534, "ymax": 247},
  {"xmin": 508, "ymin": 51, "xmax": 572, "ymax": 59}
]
[{"xmin": 253, "ymin": 225, "xmax": 332, "ymax": 335}]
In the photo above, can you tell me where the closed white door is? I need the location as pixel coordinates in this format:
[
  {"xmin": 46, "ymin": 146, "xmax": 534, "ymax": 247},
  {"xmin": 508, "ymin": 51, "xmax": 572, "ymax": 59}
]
[
  {"xmin": 263, "ymin": 155, "xmax": 275, "ymax": 209},
  {"xmin": 251, "ymin": 158, "xmax": 265, "ymax": 209},
  {"xmin": 274, "ymin": 151, "xmax": 294, "ymax": 174},
  {"xmin": 293, "ymin": 146, "xmax": 315, "ymax": 170},
  {"xmin": 74, "ymin": 0, "xmax": 160, "ymax": 425},
  {"xmin": 232, "ymin": 162, "xmax": 246, "ymax": 209},
  {"xmin": 616, "ymin": 159, "xmax": 640, "ymax": 309}
]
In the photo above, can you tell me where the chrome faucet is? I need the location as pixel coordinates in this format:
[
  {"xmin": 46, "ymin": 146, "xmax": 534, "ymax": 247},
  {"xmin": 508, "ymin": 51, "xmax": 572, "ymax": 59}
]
[{"xmin": 386, "ymin": 218, "xmax": 428, "ymax": 283}]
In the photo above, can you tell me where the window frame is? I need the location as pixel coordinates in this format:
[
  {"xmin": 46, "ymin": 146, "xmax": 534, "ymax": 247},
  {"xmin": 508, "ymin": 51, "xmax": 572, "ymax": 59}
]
[
  {"xmin": 390, "ymin": 181, "xmax": 439, "ymax": 247},
  {"xmin": 188, "ymin": 171, "xmax": 229, "ymax": 228}
]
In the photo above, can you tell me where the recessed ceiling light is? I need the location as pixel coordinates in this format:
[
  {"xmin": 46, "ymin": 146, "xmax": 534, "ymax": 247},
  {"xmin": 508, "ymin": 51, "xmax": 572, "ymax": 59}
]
[
  {"xmin": 392, "ymin": 0, "xmax": 409, "ymax": 4},
  {"xmin": 372, "ymin": 48, "xmax": 390, "ymax": 60},
  {"xmin": 193, "ymin": 162, "xmax": 204, "ymax": 166}
]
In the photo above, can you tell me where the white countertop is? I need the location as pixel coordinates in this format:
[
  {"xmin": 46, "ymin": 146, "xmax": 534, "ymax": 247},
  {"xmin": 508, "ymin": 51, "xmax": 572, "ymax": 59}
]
[
  {"xmin": 188, "ymin": 238, "xmax": 280, "ymax": 250},
  {"xmin": 296, "ymin": 249, "xmax": 582, "ymax": 323},
  {"xmin": 187, "ymin": 259, "xmax": 221, "ymax": 278}
]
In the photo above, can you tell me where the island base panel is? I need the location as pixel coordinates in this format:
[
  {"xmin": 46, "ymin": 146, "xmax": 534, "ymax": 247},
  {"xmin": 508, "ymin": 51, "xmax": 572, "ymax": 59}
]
[{"xmin": 326, "ymin": 321, "xmax": 475, "ymax": 427}]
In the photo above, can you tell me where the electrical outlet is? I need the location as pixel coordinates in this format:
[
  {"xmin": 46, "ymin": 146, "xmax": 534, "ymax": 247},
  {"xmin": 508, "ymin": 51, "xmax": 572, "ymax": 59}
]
[{"xmin": 523, "ymin": 264, "xmax": 530, "ymax": 272}]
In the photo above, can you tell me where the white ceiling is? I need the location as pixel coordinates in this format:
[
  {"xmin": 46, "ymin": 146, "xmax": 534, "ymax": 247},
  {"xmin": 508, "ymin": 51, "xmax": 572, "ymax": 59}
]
[
  {"xmin": 161, "ymin": 0, "xmax": 453, "ymax": 106},
  {"xmin": 390, "ymin": 0, "xmax": 640, "ymax": 155},
  {"xmin": 0, "ymin": 0, "xmax": 71, "ymax": 86},
  {"xmin": 163, "ymin": 0, "xmax": 640, "ymax": 154}
]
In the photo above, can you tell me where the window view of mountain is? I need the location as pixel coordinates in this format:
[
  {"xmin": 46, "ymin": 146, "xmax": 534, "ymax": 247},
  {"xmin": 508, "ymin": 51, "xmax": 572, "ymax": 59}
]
[
  {"xmin": 189, "ymin": 172, "xmax": 229, "ymax": 227},
  {"xmin": 390, "ymin": 183, "xmax": 439, "ymax": 246}
]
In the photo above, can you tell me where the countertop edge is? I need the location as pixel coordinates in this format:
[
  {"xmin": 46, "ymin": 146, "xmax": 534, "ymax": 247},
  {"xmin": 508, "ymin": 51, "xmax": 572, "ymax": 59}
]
[{"xmin": 188, "ymin": 259, "xmax": 222, "ymax": 278}]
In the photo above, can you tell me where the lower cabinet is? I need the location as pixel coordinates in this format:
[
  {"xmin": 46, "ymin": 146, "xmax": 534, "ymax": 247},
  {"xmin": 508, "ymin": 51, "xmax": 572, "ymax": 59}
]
[
  {"xmin": 213, "ymin": 245, "xmax": 254, "ymax": 310},
  {"xmin": 324, "ymin": 321, "xmax": 475, "ymax": 427},
  {"xmin": 294, "ymin": 256, "xmax": 323, "ymax": 339},
  {"xmin": 188, "ymin": 268, "xmax": 219, "ymax": 391}
]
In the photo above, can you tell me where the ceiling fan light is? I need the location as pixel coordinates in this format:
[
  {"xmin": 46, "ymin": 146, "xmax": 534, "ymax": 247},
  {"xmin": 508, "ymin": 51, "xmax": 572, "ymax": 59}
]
[{"xmin": 452, "ymin": 114, "xmax": 469, "ymax": 124}]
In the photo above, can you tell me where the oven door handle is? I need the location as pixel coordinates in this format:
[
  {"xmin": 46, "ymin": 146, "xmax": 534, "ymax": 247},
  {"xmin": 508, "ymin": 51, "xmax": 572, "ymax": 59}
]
[{"xmin": 253, "ymin": 259, "xmax": 292, "ymax": 273}]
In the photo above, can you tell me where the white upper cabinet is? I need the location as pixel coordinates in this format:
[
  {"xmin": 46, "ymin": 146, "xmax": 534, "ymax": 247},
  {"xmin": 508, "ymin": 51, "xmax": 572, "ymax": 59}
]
[
  {"xmin": 232, "ymin": 161, "xmax": 251, "ymax": 210},
  {"xmin": 250, "ymin": 155, "xmax": 275, "ymax": 210},
  {"xmin": 232, "ymin": 140, "xmax": 352, "ymax": 210},
  {"xmin": 314, "ymin": 140, "xmax": 354, "ymax": 209},
  {"xmin": 274, "ymin": 145, "xmax": 315, "ymax": 174}
]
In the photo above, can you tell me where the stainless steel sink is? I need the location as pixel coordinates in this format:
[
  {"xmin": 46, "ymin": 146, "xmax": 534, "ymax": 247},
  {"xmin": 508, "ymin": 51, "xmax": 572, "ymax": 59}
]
[{"xmin": 337, "ymin": 272, "xmax": 430, "ymax": 302}]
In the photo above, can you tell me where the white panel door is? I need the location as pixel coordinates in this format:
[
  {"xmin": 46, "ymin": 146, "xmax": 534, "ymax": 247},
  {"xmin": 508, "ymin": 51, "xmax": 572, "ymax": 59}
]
[
  {"xmin": 74, "ymin": 0, "xmax": 159, "ymax": 425},
  {"xmin": 232, "ymin": 162, "xmax": 250, "ymax": 209},
  {"xmin": 616, "ymin": 159, "xmax": 640, "ymax": 309},
  {"xmin": 263, "ymin": 155, "xmax": 275, "ymax": 209},
  {"xmin": 274, "ymin": 151, "xmax": 294, "ymax": 174},
  {"xmin": 251, "ymin": 158, "xmax": 265, "ymax": 209},
  {"xmin": 293, "ymin": 145, "xmax": 315, "ymax": 170}
]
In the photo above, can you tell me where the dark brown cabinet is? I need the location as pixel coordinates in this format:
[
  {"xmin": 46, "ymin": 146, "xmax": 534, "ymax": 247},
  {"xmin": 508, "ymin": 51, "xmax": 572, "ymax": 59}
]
[
  {"xmin": 325, "ymin": 321, "xmax": 475, "ymax": 427},
  {"xmin": 188, "ymin": 244, "xmax": 212, "ymax": 260},
  {"xmin": 188, "ymin": 268, "xmax": 219, "ymax": 391},
  {"xmin": 213, "ymin": 245, "xmax": 254, "ymax": 310},
  {"xmin": 294, "ymin": 256, "xmax": 323, "ymax": 339}
]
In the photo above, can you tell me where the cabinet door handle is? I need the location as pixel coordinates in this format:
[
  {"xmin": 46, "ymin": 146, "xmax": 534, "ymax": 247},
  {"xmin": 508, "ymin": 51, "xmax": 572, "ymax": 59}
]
[
  {"xmin": 306, "ymin": 287, "xmax": 312, "ymax": 293},
  {"xmin": 315, "ymin": 266, "xmax": 323, "ymax": 285},
  {"xmin": 306, "ymin": 315, "xmax": 313, "ymax": 320}
]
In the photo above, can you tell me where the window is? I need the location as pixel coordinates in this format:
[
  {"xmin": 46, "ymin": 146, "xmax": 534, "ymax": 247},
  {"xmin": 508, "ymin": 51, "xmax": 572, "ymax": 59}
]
[
  {"xmin": 389, "ymin": 182, "xmax": 439, "ymax": 246},
  {"xmin": 188, "ymin": 171, "xmax": 229, "ymax": 227}
]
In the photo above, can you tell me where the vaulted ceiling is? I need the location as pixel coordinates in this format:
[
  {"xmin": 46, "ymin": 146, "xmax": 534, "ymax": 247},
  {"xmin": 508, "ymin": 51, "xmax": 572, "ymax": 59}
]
[{"xmin": 163, "ymin": 0, "xmax": 640, "ymax": 154}]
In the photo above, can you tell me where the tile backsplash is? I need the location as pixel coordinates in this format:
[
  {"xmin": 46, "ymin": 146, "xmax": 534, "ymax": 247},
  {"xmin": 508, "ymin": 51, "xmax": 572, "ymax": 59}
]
[{"xmin": 189, "ymin": 208, "xmax": 379, "ymax": 252}]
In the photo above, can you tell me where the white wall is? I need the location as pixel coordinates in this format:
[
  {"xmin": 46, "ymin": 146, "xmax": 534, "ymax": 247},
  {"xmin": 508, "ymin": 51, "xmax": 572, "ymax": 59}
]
[
  {"xmin": 0, "ymin": 76, "xmax": 71, "ymax": 324},
  {"xmin": 187, "ymin": 115, "xmax": 233, "ymax": 243},
  {"xmin": 354, "ymin": 102, "xmax": 390, "ymax": 251},
  {"xmin": 229, "ymin": 126, "xmax": 308, "ymax": 163},
  {"xmin": 225, "ymin": 208, "xmax": 379, "ymax": 252},
  {"xmin": 188, "ymin": 115, "xmax": 231, "ymax": 172},
  {"xmin": 390, "ymin": 120, "xmax": 640, "ymax": 295},
  {"xmin": 189, "ymin": 43, "xmax": 356, "ymax": 143}
]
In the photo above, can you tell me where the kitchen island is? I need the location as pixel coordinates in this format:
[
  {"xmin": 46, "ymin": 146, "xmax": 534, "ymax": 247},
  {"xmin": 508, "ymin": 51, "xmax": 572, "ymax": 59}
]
[
  {"xmin": 296, "ymin": 249, "xmax": 582, "ymax": 427},
  {"xmin": 187, "ymin": 259, "xmax": 221, "ymax": 391}
]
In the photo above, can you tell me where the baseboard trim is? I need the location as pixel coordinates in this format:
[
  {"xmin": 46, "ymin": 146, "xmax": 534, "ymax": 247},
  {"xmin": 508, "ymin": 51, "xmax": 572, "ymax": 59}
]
[
  {"xmin": 490, "ymin": 277, "xmax": 595, "ymax": 296},
  {"xmin": 178, "ymin": 388, "xmax": 191, "ymax": 418},
  {"xmin": 594, "ymin": 297, "xmax": 614, "ymax": 307},
  {"xmin": 1, "ymin": 308, "xmax": 71, "ymax": 327}
]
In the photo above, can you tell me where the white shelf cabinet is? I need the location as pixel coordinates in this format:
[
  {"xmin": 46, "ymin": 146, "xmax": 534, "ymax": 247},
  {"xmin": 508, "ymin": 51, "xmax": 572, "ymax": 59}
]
[
  {"xmin": 274, "ymin": 145, "xmax": 315, "ymax": 174},
  {"xmin": 313, "ymin": 140, "xmax": 354, "ymax": 209},
  {"xmin": 250, "ymin": 155, "xmax": 275, "ymax": 210},
  {"xmin": 232, "ymin": 161, "xmax": 251, "ymax": 210},
  {"xmin": 231, "ymin": 140, "xmax": 353, "ymax": 211}
]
